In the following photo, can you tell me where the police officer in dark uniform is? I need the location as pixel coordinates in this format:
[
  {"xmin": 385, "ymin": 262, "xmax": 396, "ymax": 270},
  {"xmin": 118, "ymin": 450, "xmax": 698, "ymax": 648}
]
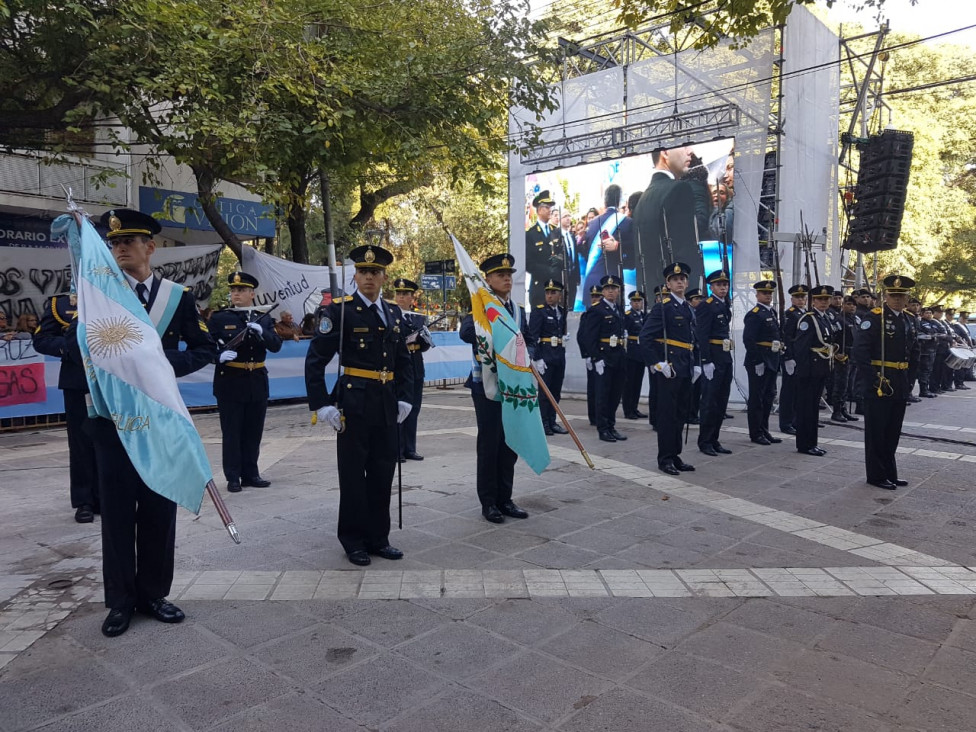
[
  {"xmin": 695, "ymin": 269, "xmax": 734, "ymax": 456},
  {"xmin": 743, "ymin": 280, "xmax": 783, "ymax": 445},
  {"xmin": 778, "ymin": 284, "xmax": 808, "ymax": 435},
  {"xmin": 686, "ymin": 288, "xmax": 705, "ymax": 424},
  {"xmin": 793, "ymin": 284, "xmax": 834, "ymax": 455},
  {"xmin": 305, "ymin": 244, "xmax": 415, "ymax": 565},
  {"xmin": 640, "ymin": 262, "xmax": 700, "ymax": 474},
  {"xmin": 621, "ymin": 290, "xmax": 648, "ymax": 420},
  {"xmin": 917, "ymin": 305, "xmax": 940, "ymax": 397},
  {"xmin": 579, "ymin": 274, "xmax": 627, "ymax": 443},
  {"xmin": 393, "ymin": 278, "xmax": 431, "ymax": 460},
  {"xmin": 68, "ymin": 209, "xmax": 216, "ymax": 638},
  {"xmin": 577, "ymin": 285, "xmax": 603, "ymax": 426},
  {"xmin": 529, "ymin": 279, "xmax": 568, "ymax": 436},
  {"xmin": 460, "ymin": 253, "xmax": 536, "ymax": 524},
  {"xmin": 209, "ymin": 272, "xmax": 282, "ymax": 492},
  {"xmin": 33, "ymin": 292, "xmax": 100, "ymax": 522},
  {"xmin": 830, "ymin": 295, "xmax": 858, "ymax": 420},
  {"xmin": 525, "ymin": 191, "xmax": 564, "ymax": 308},
  {"xmin": 853, "ymin": 275, "xmax": 919, "ymax": 489},
  {"xmin": 931, "ymin": 305, "xmax": 954, "ymax": 392},
  {"xmin": 851, "ymin": 288, "xmax": 874, "ymax": 413}
]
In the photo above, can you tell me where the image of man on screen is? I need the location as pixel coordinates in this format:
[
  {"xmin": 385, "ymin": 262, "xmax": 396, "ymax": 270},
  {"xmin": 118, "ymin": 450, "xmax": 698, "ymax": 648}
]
[
  {"xmin": 525, "ymin": 190, "xmax": 566, "ymax": 308},
  {"xmin": 633, "ymin": 145, "xmax": 700, "ymax": 292},
  {"xmin": 580, "ymin": 185, "xmax": 631, "ymax": 308}
]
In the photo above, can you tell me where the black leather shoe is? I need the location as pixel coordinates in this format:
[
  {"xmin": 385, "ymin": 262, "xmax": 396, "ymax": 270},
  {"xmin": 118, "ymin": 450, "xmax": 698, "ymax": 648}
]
[
  {"xmin": 551, "ymin": 424, "xmax": 568, "ymax": 434},
  {"xmin": 404, "ymin": 452, "xmax": 425, "ymax": 460},
  {"xmin": 599, "ymin": 431, "xmax": 617, "ymax": 442},
  {"xmin": 908, "ymin": 396, "xmax": 922, "ymax": 403},
  {"xmin": 227, "ymin": 480, "xmax": 242, "ymax": 493},
  {"xmin": 624, "ymin": 413, "xmax": 640, "ymax": 420},
  {"xmin": 842, "ymin": 411, "xmax": 859, "ymax": 421},
  {"xmin": 101, "ymin": 607, "xmax": 133, "ymax": 637},
  {"xmin": 751, "ymin": 435, "xmax": 772, "ymax": 446},
  {"xmin": 724, "ymin": 413, "xmax": 734, "ymax": 419},
  {"xmin": 242, "ymin": 476, "xmax": 271, "ymax": 488},
  {"xmin": 544, "ymin": 426, "xmax": 554, "ymax": 436},
  {"xmin": 635, "ymin": 410, "xmax": 647, "ymax": 419},
  {"xmin": 137, "ymin": 598, "xmax": 185, "ymax": 624},
  {"xmin": 482, "ymin": 506, "xmax": 505, "ymax": 523},
  {"xmin": 370, "ymin": 545, "xmax": 404, "ymax": 560},
  {"xmin": 868, "ymin": 479, "xmax": 897, "ymax": 490},
  {"xmin": 763, "ymin": 432, "xmax": 783, "ymax": 444},
  {"xmin": 956, "ymin": 384, "xmax": 970, "ymax": 390},
  {"xmin": 781, "ymin": 426, "xmax": 797, "ymax": 436},
  {"xmin": 699, "ymin": 445, "xmax": 718, "ymax": 457},
  {"xmin": 397, "ymin": 456, "xmax": 406, "ymax": 463},
  {"xmin": 892, "ymin": 479, "xmax": 908, "ymax": 487},
  {"xmin": 831, "ymin": 412, "xmax": 847, "ymax": 422},
  {"xmin": 687, "ymin": 417, "xmax": 700, "ymax": 425},
  {"xmin": 713, "ymin": 444, "xmax": 732, "ymax": 454},
  {"xmin": 675, "ymin": 461, "xmax": 696, "ymax": 472},
  {"xmin": 74, "ymin": 505, "xmax": 94, "ymax": 523},
  {"xmin": 347, "ymin": 550, "xmax": 371, "ymax": 566},
  {"xmin": 817, "ymin": 422, "xmax": 827, "ymax": 428},
  {"xmin": 610, "ymin": 430, "xmax": 628, "ymax": 441},
  {"xmin": 499, "ymin": 501, "xmax": 529, "ymax": 519},
  {"xmin": 659, "ymin": 462, "xmax": 680, "ymax": 476},
  {"xmin": 798, "ymin": 448, "xmax": 825, "ymax": 456}
]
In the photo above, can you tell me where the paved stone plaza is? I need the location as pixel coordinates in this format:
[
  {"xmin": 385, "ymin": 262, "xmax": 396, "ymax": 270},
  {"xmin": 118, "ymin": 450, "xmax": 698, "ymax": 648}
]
[{"xmin": 2, "ymin": 386, "xmax": 976, "ymax": 731}]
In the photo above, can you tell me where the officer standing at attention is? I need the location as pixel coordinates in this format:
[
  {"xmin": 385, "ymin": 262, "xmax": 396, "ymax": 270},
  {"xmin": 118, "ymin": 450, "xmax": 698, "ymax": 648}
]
[
  {"xmin": 577, "ymin": 285, "xmax": 603, "ymax": 426},
  {"xmin": 393, "ymin": 278, "xmax": 432, "ymax": 460},
  {"xmin": 305, "ymin": 244, "xmax": 415, "ymax": 565},
  {"xmin": 686, "ymin": 288, "xmax": 705, "ymax": 424},
  {"xmin": 621, "ymin": 290, "xmax": 648, "ymax": 420},
  {"xmin": 525, "ymin": 191, "xmax": 563, "ymax": 308},
  {"xmin": 793, "ymin": 284, "xmax": 834, "ymax": 456},
  {"xmin": 640, "ymin": 262, "xmax": 700, "ymax": 475},
  {"xmin": 579, "ymin": 275, "xmax": 628, "ymax": 442},
  {"xmin": 779, "ymin": 284, "xmax": 808, "ymax": 435},
  {"xmin": 209, "ymin": 272, "xmax": 282, "ymax": 492},
  {"xmin": 68, "ymin": 209, "xmax": 216, "ymax": 638},
  {"xmin": 460, "ymin": 253, "xmax": 535, "ymax": 524},
  {"xmin": 853, "ymin": 275, "xmax": 919, "ymax": 490},
  {"xmin": 695, "ymin": 270, "xmax": 734, "ymax": 456},
  {"xmin": 916, "ymin": 305, "xmax": 940, "ymax": 398},
  {"xmin": 529, "ymin": 279, "xmax": 568, "ymax": 436},
  {"xmin": 34, "ymin": 292, "xmax": 101, "ymax": 522},
  {"xmin": 743, "ymin": 280, "xmax": 784, "ymax": 445}
]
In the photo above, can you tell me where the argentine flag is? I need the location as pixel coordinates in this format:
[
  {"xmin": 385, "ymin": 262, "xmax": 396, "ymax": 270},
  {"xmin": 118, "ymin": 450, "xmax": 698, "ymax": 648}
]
[
  {"xmin": 56, "ymin": 213, "xmax": 212, "ymax": 513},
  {"xmin": 452, "ymin": 234, "xmax": 550, "ymax": 475}
]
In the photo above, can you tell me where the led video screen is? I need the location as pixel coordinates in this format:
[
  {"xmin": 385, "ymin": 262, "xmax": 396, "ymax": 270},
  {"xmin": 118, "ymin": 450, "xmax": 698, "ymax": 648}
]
[{"xmin": 522, "ymin": 138, "xmax": 735, "ymax": 311}]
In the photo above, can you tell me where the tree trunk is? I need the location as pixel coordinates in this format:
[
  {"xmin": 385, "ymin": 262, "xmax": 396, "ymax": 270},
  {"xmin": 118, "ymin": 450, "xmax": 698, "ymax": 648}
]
[
  {"xmin": 287, "ymin": 204, "xmax": 309, "ymax": 264},
  {"xmin": 262, "ymin": 237, "xmax": 275, "ymax": 254},
  {"xmin": 192, "ymin": 165, "xmax": 245, "ymax": 261}
]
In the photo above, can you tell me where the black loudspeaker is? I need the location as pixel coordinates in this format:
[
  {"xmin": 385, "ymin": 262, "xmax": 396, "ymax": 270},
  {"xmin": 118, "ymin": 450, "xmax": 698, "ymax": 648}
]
[{"xmin": 843, "ymin": 129, "xmax": 914, "ymax": 253}]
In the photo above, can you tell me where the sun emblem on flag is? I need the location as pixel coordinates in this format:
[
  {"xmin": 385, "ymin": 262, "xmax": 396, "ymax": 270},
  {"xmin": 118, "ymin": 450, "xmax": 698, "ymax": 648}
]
[{"xmin": 88, "ymin": 316, "xmax": 143, "ymax": 358}]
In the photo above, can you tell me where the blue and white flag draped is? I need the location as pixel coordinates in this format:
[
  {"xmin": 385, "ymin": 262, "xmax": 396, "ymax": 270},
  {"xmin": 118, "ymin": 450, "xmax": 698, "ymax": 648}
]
[
  {"xmin": 451, "ymin": 234, "xmax": 550, "ymax": 475},
  {"xmin": 56, "ymin": 213, "xmax": 211, "ymax": 513}
]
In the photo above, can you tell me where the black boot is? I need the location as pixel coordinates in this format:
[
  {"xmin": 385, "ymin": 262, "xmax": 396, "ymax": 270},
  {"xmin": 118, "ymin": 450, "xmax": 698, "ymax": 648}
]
[
  {"xmin": 841, "ymin": 409, "xmax": 859, "ymax": 422},
  {"xmin": 830, "ymin": 410, "xmax": 846, "ymax": 423}
]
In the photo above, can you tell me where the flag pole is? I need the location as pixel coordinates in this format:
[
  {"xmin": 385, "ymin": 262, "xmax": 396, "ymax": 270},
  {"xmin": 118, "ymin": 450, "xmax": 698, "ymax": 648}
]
[
  {"xmin": 530, "ymin": 363, "xmax": 594, "ymax": 469},
  {"xmin": 206, "ymin": 480, "xmax": 242, "ymax": 544}
]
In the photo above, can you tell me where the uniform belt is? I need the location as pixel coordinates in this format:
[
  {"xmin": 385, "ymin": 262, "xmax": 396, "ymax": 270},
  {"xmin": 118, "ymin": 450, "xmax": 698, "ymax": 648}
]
[
  {"xmin": 655, "ymin": 338, "xmax": 694, "ymax": 351},
  {"xmin": 627, "ymin": 335, "xmax": 639, "ymax": 341},
  {"xmin": 708, "ymin": 339, "xmax": 729, "ymax": 346},
  {"xmin": 224, "ymin": 361, "xmax": 265, "ymax": 371},
  {"xmin": 870, "ymin": 360, "xmax": 909, "ymax": 370},
  {"xmin": 544, "ymin": 337, "xmax": 564, "ymax": 346},
  {"xmin": 599, "ymin": 337, "xmax": 622, "ymax": 347},
  {"xmin": 407, "ymin": 344, "xmax": 422, "ymax": 352},
  {"xmin": 756, "ymin": 341, "xmax": 774, "ymax": 347},
  {"xmin": 344, "ymin": 366, "xmax": 396, "ymax": 383}
]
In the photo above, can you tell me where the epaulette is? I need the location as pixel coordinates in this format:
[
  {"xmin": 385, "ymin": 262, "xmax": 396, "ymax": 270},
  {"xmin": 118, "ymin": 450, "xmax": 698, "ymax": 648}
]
[
  {"xmin": 787, "ymin": 306, "xmax": 796, "ymax": 312},
  {"xmin": 662, "ymin": 297, "xmax": 671, "ymax": 304},
  {"xmin": 184, "ymin": 286, "xmax": 191, "ymax": 291},
  {"xmin": 751, "ymin": 306, "xmax": 759, "ymax": 313},
  {"xmin": 706, "ymin": 297, "xmax": 714, "ymax": 304},
  {"xmin": 872, "ymin": 307, "xmax": 882, "ymax": 314},
  {"xmin": 337, "ymin": 295, "xmax": 354, "ymax": 302},
  {"xmin": 536, "ymin": 303, "xmax": 544, "ymax": 308}
]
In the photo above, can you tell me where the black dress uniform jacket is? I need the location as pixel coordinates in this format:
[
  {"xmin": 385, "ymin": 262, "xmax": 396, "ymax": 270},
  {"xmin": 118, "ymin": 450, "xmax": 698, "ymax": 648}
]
[
  {"xmin": 305, "ymin": 294, "xmax": 414, "ymax": 554},
  {"xmin": 743, "ymin": 303, "xmax": 782, "ymax": 440},
  {"xmin": 525, "ymin": 222, "xmax": 564, "ymax": 308},
  {"xmin": 579, "ymin": 298, "xmax": 627, "ymax": 434},
  {"xmin": 400, "ymin": 309, "xmax": 431, "ymax": 456},
  {"xmin": 695, "ymin": 295, "xmax": 733, "ymax": 450},
  {"xmin": 792, "ymin": 309, "xmax": 833, "ymax": 451},
  {"xmin": 529, "ymin": 302, "xmax": 567, "ymax": 430}
]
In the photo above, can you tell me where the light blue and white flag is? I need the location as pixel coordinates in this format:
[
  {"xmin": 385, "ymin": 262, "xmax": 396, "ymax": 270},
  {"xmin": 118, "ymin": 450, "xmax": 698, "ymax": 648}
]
[{"xmin": 55, "ymin": 213, "xmax": 211, "ymax": 513}]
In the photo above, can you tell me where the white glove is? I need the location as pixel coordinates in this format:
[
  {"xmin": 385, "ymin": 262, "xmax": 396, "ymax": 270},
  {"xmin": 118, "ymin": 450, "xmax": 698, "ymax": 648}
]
[
  {"xmin": 584, "ymin": 357, "xmax": 593, "ymax": 371},
  {"xmin": 594, "ymin": 360, "xmax": 605, "ymax": 375},
  {"xmin": 246, "ymin": 321, "xmax": 263, "ymax": 335},
  {"xmin": 703, "ymin": 362, "xmax": 715, "ymax": 381},
  {"xmin": 219, "ymin": 350, "xmax": 238, "ymax": 363},
  {"xmin": 316, "ymin": 405, "xmax": 342, "ymax": 430},
  {"xmin": 397, "ymin": 401, "xmax": 412, "ymax": 424},
  {"xmin": 785, "ymin": 359, "xmax": 796, "ymax": 376},
  {"xmin": 692, "ymin": 365, "xmax": 702, "ymax": 383},
  {"xmin": 654, "ymin": 362, "xmax": 674, "ymax": 378},
  {"xmin": 534, "ymin": 359, "xmax": 546, "ymax": 376},
  {"xmin": 754, "ymin": 363, "xmax": 765, "ymax": 377}
]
